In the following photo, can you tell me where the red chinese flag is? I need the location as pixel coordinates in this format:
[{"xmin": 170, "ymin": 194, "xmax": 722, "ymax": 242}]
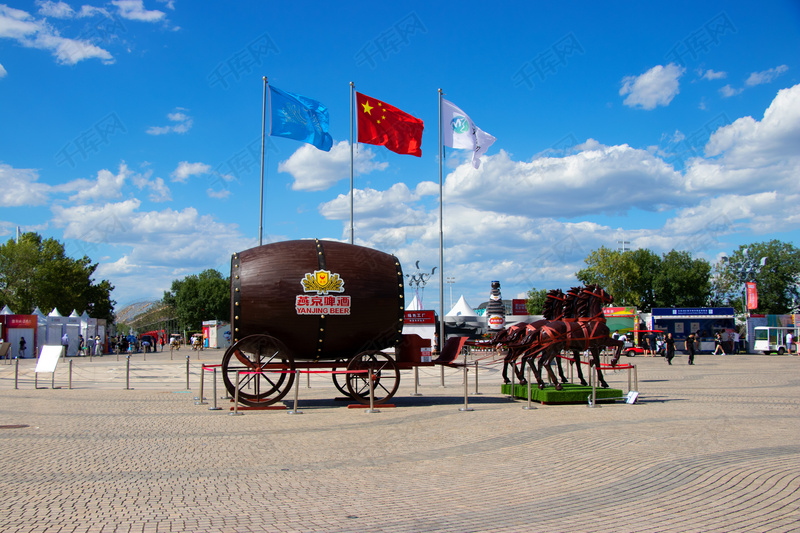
[{"xmin": 356, "ymin": 92, "xmax": 424, "ymax": 157}]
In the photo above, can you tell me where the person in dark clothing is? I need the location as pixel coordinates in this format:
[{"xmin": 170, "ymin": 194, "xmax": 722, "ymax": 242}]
[
  {"xmin": 665, "ymin": 333, "xmax": 675, "ymax": 365},
  {"xmin": 686, "ymin": 332, "xmax": 697, "ymax": 365}
]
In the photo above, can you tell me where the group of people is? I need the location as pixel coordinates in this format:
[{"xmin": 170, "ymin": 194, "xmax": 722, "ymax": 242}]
[{"xmin": 60, "ymin": 333, "xmax": 104, "ymax": 357}]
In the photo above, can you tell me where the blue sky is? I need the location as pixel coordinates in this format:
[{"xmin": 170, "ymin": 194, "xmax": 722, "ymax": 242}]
[{"xmin": 1, "ymin": 0, "xmax": 799, "ymax": 316}]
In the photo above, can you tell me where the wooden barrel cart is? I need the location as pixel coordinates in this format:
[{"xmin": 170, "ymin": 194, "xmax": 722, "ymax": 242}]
[{"xmin": 222, "ymin": 239, "xmax": 456, "ymax": 407}]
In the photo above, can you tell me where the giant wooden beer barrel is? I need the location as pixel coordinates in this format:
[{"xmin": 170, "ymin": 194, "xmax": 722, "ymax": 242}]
[{"xmin": 231, "ymin": 239, "xmax": 405, "ymax": 360}]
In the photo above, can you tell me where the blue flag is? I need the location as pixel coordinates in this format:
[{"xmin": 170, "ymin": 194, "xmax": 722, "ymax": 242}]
[{"xmin": 269, "ymin": 85, "xmax": 333, "ymax": 151}]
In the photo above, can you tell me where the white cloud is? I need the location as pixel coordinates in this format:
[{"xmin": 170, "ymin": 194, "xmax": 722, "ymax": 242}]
[
  {"xmin": 444, "ymin": 144, "xmax": 685, "ymax": 218},
  {"xmin": 171, "ymin": 161, "xmax": 211, "ymax": 183},
  {"xmin": 57, "ymin": 164, "xmax": 132, "ymax": 203},
  {"xmin": 746, "ymin": 65, "xmax": 789, "ymax": 87},
  {"xmin": 620, "ymin": 63, "xmax": 685, "ymax": 110},
  {"xmin": 0, "ymin": 164, "xmax": 50, "ymax": 206},
  {"xmin": 278, "ymin": 141, "xmax": 389, "ymax": 191},
  {"xmin": 132, "ymin": 172, "xmax": 171, "ymax": 202},
  {"xmin": 111, "ymin": 0, "xmax": 165, "ymax": 22},
  {"xmin": 0, "ymin": 5, "xmax": 114, "ymax": 65},
  {"xmin": 36, "ymin": 1, "xmax": 75, "ymax": 18},
  {"xmin": 207, "ymin": 188, "xmax": 231, "ymax": 199},
  {"xmin": 719, "ymin": 84, "xmax": 743, "ymax": 98},
  {"xmin": 0, "ymin": 62, "xmax": 6, "ymax": 78},
  {"xmin": 700, "ymin": 69, "xmax": 727, "ymax": 81},
  {"xmin": 147, "ymin": 108, "xmax": 192, "ymax": 135}
]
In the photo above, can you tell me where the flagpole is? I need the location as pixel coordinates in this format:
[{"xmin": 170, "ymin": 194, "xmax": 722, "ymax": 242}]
[
  {"xmin": 438, "ymin": 88, "xmax": 445, "ymax": 354},
  {"xmin": 259, "ymin": 76, "xmax": 268, "ymax": 247},
  {"xmin": 349, "ymin": 81, "xmax": 355, "ymax": 244}
]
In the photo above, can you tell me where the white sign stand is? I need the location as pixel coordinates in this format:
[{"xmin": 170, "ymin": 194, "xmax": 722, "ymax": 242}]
[{"xmin": 35, "ymin": 345, "xmax": 63, "ymax": 389}]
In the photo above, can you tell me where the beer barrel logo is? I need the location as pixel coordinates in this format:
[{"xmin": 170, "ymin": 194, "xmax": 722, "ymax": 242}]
[{"xmin": 301, "ymin": 269, "xmax": 345, "ymax": 295}]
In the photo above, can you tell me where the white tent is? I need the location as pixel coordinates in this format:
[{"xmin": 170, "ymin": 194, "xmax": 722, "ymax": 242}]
[
  {"xmin": 48, "ymin": 308, "xmax": 62, "ymax": 317},
  {"xmin": 446, "ymin": 295, "xmax": 479, "ymax": 317},
  {"xmin": 1, "ymin": 305, "xmax": 13, "ymax": 315},
  {"xmin": 406, "ymin": 294, "xmax": 422, "ymax": 311}
]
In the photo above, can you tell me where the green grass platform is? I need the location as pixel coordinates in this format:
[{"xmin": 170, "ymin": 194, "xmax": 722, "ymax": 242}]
[{"xmin": 501, "ymin": 382, "xmax": 624, "ymax": 404}]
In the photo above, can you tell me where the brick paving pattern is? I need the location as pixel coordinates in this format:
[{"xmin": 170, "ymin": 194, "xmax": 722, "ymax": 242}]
[{"xmin": 0, "ymin": 350, "xmax": 798, "ymax": 532}]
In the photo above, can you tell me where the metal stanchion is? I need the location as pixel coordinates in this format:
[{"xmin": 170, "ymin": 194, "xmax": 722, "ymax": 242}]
[
  {"xmin": 14, "ymin": 357, "xmax": 19, "ymax": 390},
  {"xmin": 634, "ymin": 365, "xmax": 638, "ymax": 392},
  {"xmin": 628, "ymin": 364, "xmax": 632, "ymax": 393},
  {"xmin": 195, "ymin": 364, "xmax": 207, "ymax": 405},
  {"xmin": 170, "ymin": 345, "xmax": 173, "ymax": 360},
  {"xmin": 209, "ymin": 368, "xmax": 221, "ymax": 411},
  {"xmin": 69, "ymin": 360, "xmax": 73, "ymax": 390},
  {"xmin": 288, "ymin": 370, "xmax": 303, "ymax": 415},
  {"xmin": 412, "ymin": 366, "xmax": 422, "ymax": 396},
  {"xmin": 588, "ymin": 362, "xmax": 597, "ymax": 408},
  {"xmin": 229, "ymin": 371, "xmax": 242, "ymax": 416},
  {"xmin": 365, "ymin": 367, "xmax": 380, "ymax": 414},
  {"xmin": 125, "ymin": 355, "xmax": 132, "ymax": 390},
  {"xmin": 471, "ymin": 361, "xmax": 481, "ymax": 395},
  {"xmin": 523, "ymin": 365, "xmax": 535, "ymax": 410},
  {"xmin": 306, "ymin": 370, "xmax": 310, "ymax": 389},
  {"xmin": 440, "ymin": 365, "xmax": 445, "ymax": 387},
  {"xmin": 185, "ymin": 355, "xmax": 190, "ymax": 391},
  {"xmin": 459, "ymin": 364, "xmax": 473, "ymax": 412},
  {"xmin": 508, "ymin": 361, "xmax": 516, "ymax": 400}
]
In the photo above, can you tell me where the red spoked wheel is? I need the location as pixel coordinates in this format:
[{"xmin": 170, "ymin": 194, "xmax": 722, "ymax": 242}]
[
  {"xmin": 221, "ymin": 334, "xmax": 295, "ymax": 407},
  {"xmin": 345, "ymin": 351, "xmax": 400, "ymax": 405}
]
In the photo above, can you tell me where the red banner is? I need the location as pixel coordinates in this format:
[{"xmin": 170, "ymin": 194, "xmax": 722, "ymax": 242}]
[
  {"xmin": 404, "ymin": 310, "xmax": 436, "ymax": 324},
  {"xmin": 746, "ymin": 282, "xmax": 758, "ymax": 310},
  {"xmin": 512, "ymin": 299, "xmax": 529, "ymax": 315}
]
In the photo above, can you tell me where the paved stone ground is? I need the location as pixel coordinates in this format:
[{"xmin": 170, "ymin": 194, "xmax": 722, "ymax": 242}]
[{"xmin": 0, "ymin": 350, "xmax": 798, "ymax": 532}]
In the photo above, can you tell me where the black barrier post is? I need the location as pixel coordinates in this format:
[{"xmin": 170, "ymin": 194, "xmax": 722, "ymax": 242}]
[
  {"xmin": 185, "ymin": 355, "xmax": 190, "ymax": 391},
  {"xmin": 229, "ymin": 371, "xmax": 242, "ymax": 416},
  {"xmin": 209, "ymin": 368, "xmax": 221, "ymax": 411},
  {"xmin": 195, "ymin": 364, "xmax": 207, "ymax": 405},
  {"xmin": 288, "ymin": 370, "xmax": 303, "ymax": 415},
  {"xmin": 458, "ymin": 365, "xmax": 474, "ymax": 412},
  {"xmin": 523, "ymin": 365, "xmax": 535, "ymax": 410},
  {"xmin": 125, "ymin": 355, "xmax": 133, "ymax": 390}
]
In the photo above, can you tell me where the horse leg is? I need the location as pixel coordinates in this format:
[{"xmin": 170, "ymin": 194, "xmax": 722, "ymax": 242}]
[
  {"xmin": 541, "ymin": 353, "xmax": 562, "ymax": 391},
  {"xmin": 555, "ymin": 353, "xmax": 568, "ymax": 384},
  {"xmin": 572, "ymin": 349, "xmax": 588, "ymax": 386},
  {"xmin": 502, "ymin": 360, "xmax": 510, "ymax": 384},
  {"xmin": 592, "ymin": 347, "xmax": 610, "ymax": 388}
]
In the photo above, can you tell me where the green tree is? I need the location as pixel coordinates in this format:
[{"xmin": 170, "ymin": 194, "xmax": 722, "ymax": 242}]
[
  {"xmin": 525, "ymin": 287, "xmax": 547, "ymax": 315},
  {"xmin": 163, "ymin": 269, "xmax": 230, "ymax": 331},
  {"xmin": 715, "ymin": 240, "xmax": 800, "ymax": 314},
  {"xmin": 0, "ymin": 232, "xmax": 115, "ymax": 321},
  {"xmin": 577, "ymin": 246, "xmax": 711, "ymax": 312},
  {"xmin": 576, "ymin": 247, "xmax": 661, "ymax": 311},
  {"xmin": 653, "ymin": 250, "xmax": 711, "ymax": 308}
]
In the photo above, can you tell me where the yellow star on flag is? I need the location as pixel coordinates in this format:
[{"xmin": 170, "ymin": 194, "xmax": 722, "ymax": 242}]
[{"xmin": 361, "ymin": 101, "xmax": 373, "ymax": 115}]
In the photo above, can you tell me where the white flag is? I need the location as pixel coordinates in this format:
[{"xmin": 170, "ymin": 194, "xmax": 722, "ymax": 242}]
[{"xmin": 442, "ymin": 98, "xmax": 496, "ymax": 169}]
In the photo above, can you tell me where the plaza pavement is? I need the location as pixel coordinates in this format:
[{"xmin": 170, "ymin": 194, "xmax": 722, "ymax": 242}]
[{"xmin": 0, "ymin": 348, "xmax": 798, "ymax": 532}]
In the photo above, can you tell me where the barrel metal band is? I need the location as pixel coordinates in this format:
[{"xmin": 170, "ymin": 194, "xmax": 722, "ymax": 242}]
[
  {"xmin": 394, "ymin": 255, "xmax": 404, "ymax": 344},
  {"xmin": 231, "ymin": 253, "xmax": 242, "ymax": 344},
  {"xmin": 315, "ymin": 239, "xmax": 327, "ymax": 361}
]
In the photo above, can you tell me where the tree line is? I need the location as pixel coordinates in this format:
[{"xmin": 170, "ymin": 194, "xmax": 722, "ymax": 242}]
[
  {"xmin": 0, "ymin": 232, "xmax": 115, "ymax": 321},
  {"xmin": 527, "ymin": 239, "xmax": 800, "ymax": 315}
]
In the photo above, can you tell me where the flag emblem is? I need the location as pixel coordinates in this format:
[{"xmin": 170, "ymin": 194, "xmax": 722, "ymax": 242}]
[
  {"xmin": 451, "ymin": 116, "xmax": 469, "ymax": 134},
  {"xmin": 301, "ymin": 270, "xmax": 344, "ymax": 295}
]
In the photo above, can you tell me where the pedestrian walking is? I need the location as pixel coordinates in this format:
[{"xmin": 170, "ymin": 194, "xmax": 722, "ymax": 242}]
[
  {"xmin": 713, "ymin": 331, "xmax": 726, "ymax": 355},
  {"xmin": 665, "ymin": 333, "xmax": 675, "ymax": 365},
  {"xmin": 61, "ymin": 332, "xmax": 69, "ymax": 356},
  {"xmin": 18, "ymin": 336, "xmax": 26, "ymax": 358},
  {"xmin": 686, "ymin": 332, "xmax": 696, "ymax": 365}
]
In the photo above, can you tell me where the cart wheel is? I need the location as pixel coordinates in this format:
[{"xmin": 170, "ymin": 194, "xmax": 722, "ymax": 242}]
[
  {"xmin": 221, "ymin": 334, "xmax": 295, "ymax": 407},
  {"xmin": 331, "ymin": 359, "xmax": 354, "ymax": 398},
  {"xmin": 346, "ymin": 351, "xmax": 400, "ymax": 405}
]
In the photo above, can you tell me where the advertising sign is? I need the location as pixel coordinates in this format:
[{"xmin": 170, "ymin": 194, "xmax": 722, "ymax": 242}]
[
  {"xmin": 512, "ymin": 299, "xmax": 529, "ymax": 315},
  {"xmin": 295, "ymin": 269, "xmax": 351, "ymax": 315},
  {"xmin": 404, "ymin": 310, "xmax": 436, "ymax": 324},
  {"xmin": 746, "ymin": 282, "xmax": 758, "ymax": 310}
]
